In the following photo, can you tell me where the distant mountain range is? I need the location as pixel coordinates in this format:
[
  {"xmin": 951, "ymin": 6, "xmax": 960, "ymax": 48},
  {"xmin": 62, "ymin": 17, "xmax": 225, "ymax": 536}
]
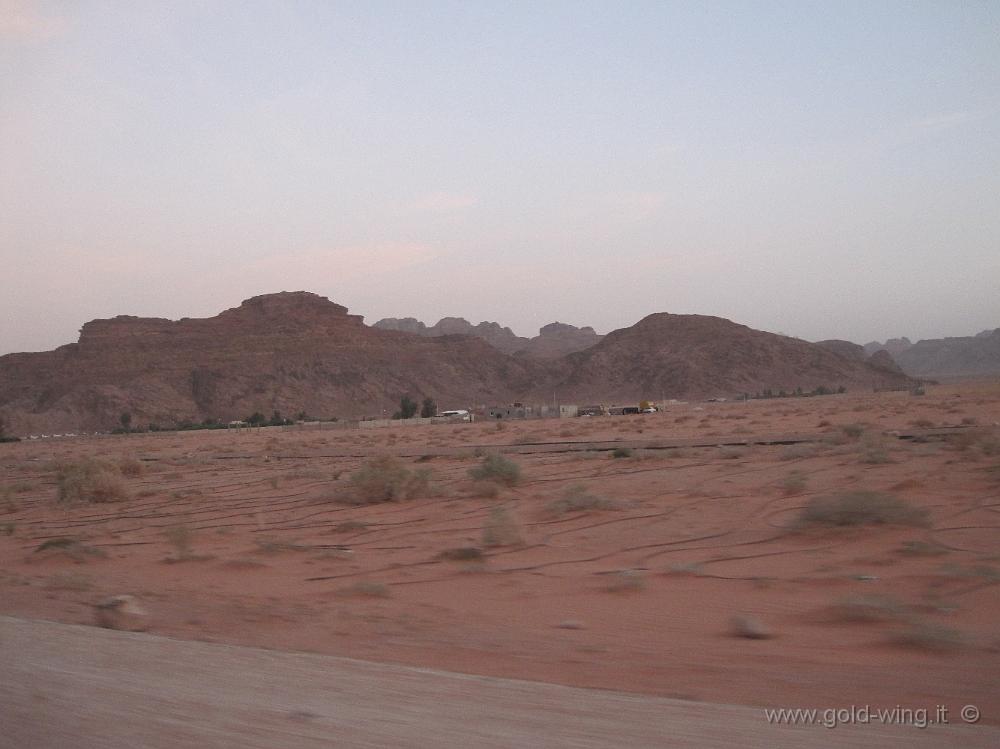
[
  {"xmin": 372, "ymin": 317, "xmax": 603, "ymax": 358},
  {"xmin": 862, "ymin": 329, "xmax": 1000, "ymax": 377},
  {"xmin": 0, "ymin": 292, "xmax": 914, "ymax": 434}
]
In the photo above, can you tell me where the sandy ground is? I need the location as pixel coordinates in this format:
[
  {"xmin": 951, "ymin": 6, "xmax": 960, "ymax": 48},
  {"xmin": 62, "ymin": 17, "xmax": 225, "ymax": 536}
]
[
  {"xmin": 4, "ymin": 615, "xmax": 997, "ymax": 748},
  {"xmin": 2, "ymin": 381, "xmax": 999, "ymax": 734}
]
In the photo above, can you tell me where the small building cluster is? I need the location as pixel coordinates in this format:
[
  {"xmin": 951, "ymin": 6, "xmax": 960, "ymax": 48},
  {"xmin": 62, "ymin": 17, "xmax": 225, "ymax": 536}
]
[{"xmin": 479, "ymin": 402, "xmax": 660, "ymax": 420}]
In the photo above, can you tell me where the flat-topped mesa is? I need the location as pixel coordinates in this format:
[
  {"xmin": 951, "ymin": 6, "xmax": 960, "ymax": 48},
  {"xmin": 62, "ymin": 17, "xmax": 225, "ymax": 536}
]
[
  {"xmin": 372, "ymin": 317, "xmax": 428, "ymax": 335},
  {"xmin": 78, "ymin": 292, "xmax": 363, "ymax": 344},
  {"xmin": 78, "ymin": 316, "xmax": 177, "ymax": 343},
  {"xmin": 538, "ymin": 321, "xmax": 598, "ymax": 337},
  {"xmin": 217, "ymin": 292, "xmax": 364, "ymax": 330}
]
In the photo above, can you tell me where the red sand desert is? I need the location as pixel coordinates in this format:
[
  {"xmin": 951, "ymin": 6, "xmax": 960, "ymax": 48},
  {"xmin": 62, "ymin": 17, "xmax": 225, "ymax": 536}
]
[{"xmin": 2, "ymin": 381, "xmax": 999, "ymax": 721}]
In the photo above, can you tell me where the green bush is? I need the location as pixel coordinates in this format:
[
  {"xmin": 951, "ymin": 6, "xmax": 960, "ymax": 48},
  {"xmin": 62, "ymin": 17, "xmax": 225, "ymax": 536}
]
[{"xmin": 469, "ymin": 454, "xmax": 521, "ymax": 487}]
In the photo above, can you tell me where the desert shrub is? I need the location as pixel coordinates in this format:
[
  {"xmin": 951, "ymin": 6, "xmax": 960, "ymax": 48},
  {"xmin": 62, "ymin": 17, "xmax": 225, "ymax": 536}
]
[
  {"xmin": 898, "ymin": 540, "xmax": 948, "ymax": 557},
  {"xmin": 798, "ymin": 491, "xmax": 928, "ymax": 528},
  {"xmin": 611, "ymin": 447, "xmax": 633, "ymax": 459},
  {"xmin": 841, "ymin": 423, "xmax": 865, "ymax": 439},
  {"xmin": 604, "ymin": 570, "xmax": 645, "ymax": 593},
  {"xmin": 667, "ymin": 561, "xmax": 704, "ymax": 576},
  {"xmin": 482, "ymin": 507, "xmax": 522, "ymax": 547},
  {"xmin": 344, "ymin": 581, "xmax": 390, "ymax": 598},
  {"xmin": 781, "ymin": 444, "xmax": 817, "ymax": 460},
  {"xmin": 118, "ymin": 456, "xmax": 145, "ymax": 477},
  {"xmin": 345, "ymin": 457, "xmax": 432, "ymax": 504},
  {"xmin": 32, "ymin": 537, "xmax": 106, "ymax": 561},
  {"xmin": 546, "ymin": 484, "xmax": 616, "ymax": 515},
  {"xmin": 163, "ymin": 524, "xmax": 195, "ymax": 559},
  {"xmin": 255, "ymin": 537, "xmax": 308, "ymax": 553},
  {"xmin": 56, "ymin": 459, "xmax": 129, "ymax": 504},
  {"xmin": 438, "ymin": 546, "xmax": 484, "ymax": 561},
  {"xmin": 830, "ymin": 595, "xmax": 905, "ymax": 623},
  {"xmin": 947, "ymin": 427, "xmax": 1000, "ymax": 457},
  {"xmin": 44, "ymin": 572, "xmax": 93, "ymax": 591},
  {"xmin": 718, "ymin": 446, "xmax": 745, "ymax": 459},
  {"xmin": 334, "ymin": 520, "xmax": 369, "ymax": 533},
  {"xmin": 782, "ymin": 470, "xmax": 807, "ymax": 494},
  {"xmin": 858, "ymin": 433, "xmax": 892, "ymax": 464},
  {"xmin": 469, "ymin": 454, "xmax": 521, "ymax": 487},
  {"xmin": 470, "ymin": 481, "xmax": 501, "ymax": 498},
  {"xmin": 891, "ymin": 621, "xmax": 964, "ymax": 651}
]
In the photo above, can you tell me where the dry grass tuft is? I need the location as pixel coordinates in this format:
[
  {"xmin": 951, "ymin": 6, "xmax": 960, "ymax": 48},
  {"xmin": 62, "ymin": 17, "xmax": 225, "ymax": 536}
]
[
  {"xmin": 780, "ymin": 444, "xmax": 817, "ymax": 460},
  {"xmin": 118, "ymin": 456, "xmax": 145, "ymax": 477},
  {"xmin": 56, "ymin": 459, "xmax": 129, "ymax": 504},
  {"xmin": 44, "ymin": 571, "xmax": 93, "ymax": 591},
  {"xmin": 829, "ymin": 595, "xmax": 905, "ymax": 623},
  {"xmin": 604, "ymin": 569, "xmax": 645, "ymax": 593},
  {"xmin": 32, "ymin": 537, "xmax": 107, "ymax": 561},
  {"xmin": 438, "ymin": 546, "xmax": 485, "ymax": 561},
  {"xmin": 782, "ymin": 470, "xmax": 807, "ymax": 495},
  {"xmin": 898, "ymin": 540, "xmax": 948, "ymax": 557},
  {"xmin": 798, "ymin": 491, "xmax": 929, "ymax": 528},
  {"xmin": 890, "ymin": 621, "xmax": 965, "ymax": 651},
  {"xmin": 334, "ymin": 520, "xmax": 369, "ymax": 533},
  {"xmin": 469, "ymin": 454, "xmax": 521, "ymax": 487},
  {"xmin": 546, "ymin": 484, "xmax": 617, "ymax": 515},
  {"xmin": 344, "ymin": 581, "xmax": 390, "ymax": 598},
  {"xmin": 344, "ymin": 457, "xmax": 432, "ymax": 504},
  {"xmin": 163, "ymin": 524, "xmax": 199, "ymax": 560},
  {"xmin": 947, "ymin": 427, "xmax": 1000, "ymax": 458},
  {"xmin": 858, "ymin": 433, "xmax": 892, "ymax": 464},
  {"xmin": 482, "ymin": 507, "xmax": 522, "ymax": 547}
]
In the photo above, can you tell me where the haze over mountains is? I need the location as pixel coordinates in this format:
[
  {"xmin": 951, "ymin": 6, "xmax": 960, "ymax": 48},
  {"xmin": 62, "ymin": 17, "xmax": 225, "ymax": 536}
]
[
  {"xmin": 862, "ymin": 329, "xmax": 1000, "ymax": 378},
  {"xmin": 0, "ymin": 292, "xmax": 916, "ymax": 435},
  {"xmin": 373, "ymin": 317, "xmax": 603, "ymax": 358}
]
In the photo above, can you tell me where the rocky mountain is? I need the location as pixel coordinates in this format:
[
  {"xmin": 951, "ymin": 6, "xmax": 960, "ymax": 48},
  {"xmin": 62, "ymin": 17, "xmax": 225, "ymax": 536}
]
[
  {"xmin": 373, "ymin": 317, "xmax": 528, "ymax": 354},
  {"xmin": 549, "ymin": 314, "xmax": 913, "ymax": 403},
  {"xmin": 863, "ymin": 337, "xmax": 913, "ymax": 358},
  {"xmin": 0, "ymin": 293, "xmax": 915, "ymax": 434},
  {"xmin": 0, "ymin": 293, "xmax": 555, "ymax": 434},
  {"xmin": 517, "ymin": 323, "xmax": 603, "ymax": 359},
  {"xmin": 373, "ymin": 316, "xmax": 602, "ymax": 357},
  {"xmin": 815, "ymin": 340, "xmax": 905, "ymax": 375},
  {"xmin": 815, "ymin": 339, "xmax": 866, "ymax": 361},
  {"xmin": 863, "ymin": 329, "xmax": 1000, "ymax": 377}
]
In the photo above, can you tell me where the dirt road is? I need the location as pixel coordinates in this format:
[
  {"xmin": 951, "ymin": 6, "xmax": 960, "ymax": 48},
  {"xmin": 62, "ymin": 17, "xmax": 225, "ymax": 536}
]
[{"xmin": 1, "ymin": 616, "xmax": 994, "ymax": 748}]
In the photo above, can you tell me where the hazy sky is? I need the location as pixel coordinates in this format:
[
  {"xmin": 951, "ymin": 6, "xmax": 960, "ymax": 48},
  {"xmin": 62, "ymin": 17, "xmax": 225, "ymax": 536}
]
[{"xmin": 3, "ymin": 1, "xmax": 999, "ymax": 354}]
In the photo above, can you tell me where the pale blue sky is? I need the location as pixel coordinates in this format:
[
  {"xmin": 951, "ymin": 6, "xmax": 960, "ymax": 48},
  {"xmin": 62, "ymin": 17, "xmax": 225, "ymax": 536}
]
[{"xmin": 2, "ymin": 1, "xmax": 999, "ymax": 354}]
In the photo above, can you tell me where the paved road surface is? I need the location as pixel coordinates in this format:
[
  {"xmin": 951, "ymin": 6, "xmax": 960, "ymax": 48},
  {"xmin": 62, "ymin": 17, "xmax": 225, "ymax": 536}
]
[{"xmin": 1, "ymin": 616, "xmax": 994, "ymax": 748}]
